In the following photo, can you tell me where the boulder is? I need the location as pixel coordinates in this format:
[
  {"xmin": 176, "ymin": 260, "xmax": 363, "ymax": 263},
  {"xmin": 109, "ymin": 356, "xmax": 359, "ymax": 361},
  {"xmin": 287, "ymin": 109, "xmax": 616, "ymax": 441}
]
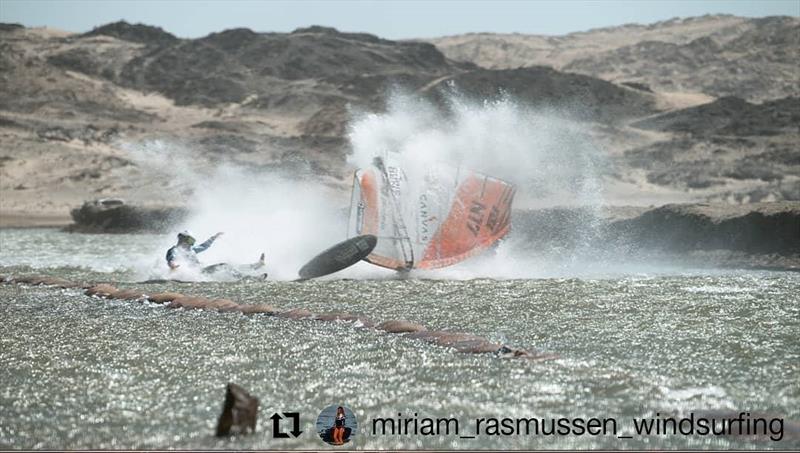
[
  {"xmin": 215, "ymin": 383, "xmax": 259, "ymax": 437},
  {"xmin": 68, "ymin": 198, "xmax": 189, "ymax": 233}
]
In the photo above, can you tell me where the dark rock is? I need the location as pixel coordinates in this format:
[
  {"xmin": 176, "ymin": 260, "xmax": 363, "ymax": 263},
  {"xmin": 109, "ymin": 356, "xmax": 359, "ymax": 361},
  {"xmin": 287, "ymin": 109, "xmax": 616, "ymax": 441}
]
[
  {"xmin": 216, "ymin": 383, "xmax": 259, "ymax": 437},
  {"xmin": 36, "ymin": 124, "xmax": 120, "ymax": 145},
  {"xmin": 0, "ymin": 116, "xmax": 26, "ymax": 130},
  {"xmin": 191, "ymin": 121, "xmax": 245, "ymax": 132},
  {"xmin": 607, "ymin": 202, "xmax": 800, "ymax": 254},
  {"xmin": 291, "ymin": 25, "xmax": 389, "ymax": 45},
  {"xmin": 425, "ymin": 66, "xmax": 658, "ymax": 123},
  {"xmin": 82, "ymin": 21, "xmax": 179, "ymax": 46},
  {"xmin": 68, "ymin": 199, "xmax": 189, "ymax": 233},
  {"xmin": 199, "ymin": 134, "xmax": 258, "ymax": 154},
  {"xmin": 632, "ymin": 96, "xmax": 800, "ymax": 136},
  {"xmin": 37, "ymin": 126, "xmax": 73, "ymax": 142},
  {"xmin": 511, "ymin": 202, "xmax": 800, "ymax": 262},
  {"xmin": 47, "ymin": 49, "xmax": 107, "ymax": 77},
  {"xmin": 0, "ymin": 23, "xmax": 24, "ymax": 33},
  {"xmin": 301, "ymin": 103, "xmax": 349, "ymax": 137},
  {"xmin": 110, "ymin": 25, "xmax": 458, "ymax": 107}
]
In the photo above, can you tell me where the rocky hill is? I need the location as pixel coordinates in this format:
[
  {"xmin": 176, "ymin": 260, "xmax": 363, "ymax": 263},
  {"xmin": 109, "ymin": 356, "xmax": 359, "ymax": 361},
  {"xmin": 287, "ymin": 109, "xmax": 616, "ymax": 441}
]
[
  {"xmin": 424, "ymin": 66, "xmax": 658, "ymax": 123},
  {"xmin": 428, "ymin": 15, "xmax": 800, "ymax": 102},
  {"xmin": 0, "ymin": 17, "xmax": 798, "ymax": 226},
  {"xmin": 82, "ymin": 21, "xmax": 179, "ymax": 46},
  {"xmin": 631, "ymin": 96, "xmax": 800, "ymax": 136},
  {"xmin": 512, "ymin": 202, "xmax": 800, "ymax": 271},
  {"xmin": 620, "ymin": 96, "xmax": 800, "ymax": 202}
]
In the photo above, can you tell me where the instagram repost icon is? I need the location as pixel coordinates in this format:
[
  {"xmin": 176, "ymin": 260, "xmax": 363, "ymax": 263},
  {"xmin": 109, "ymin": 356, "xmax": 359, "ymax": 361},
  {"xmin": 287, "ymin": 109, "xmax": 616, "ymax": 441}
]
[{"xmin": 317, "ymin": 405, "xmax": 357, "ymax": 446}]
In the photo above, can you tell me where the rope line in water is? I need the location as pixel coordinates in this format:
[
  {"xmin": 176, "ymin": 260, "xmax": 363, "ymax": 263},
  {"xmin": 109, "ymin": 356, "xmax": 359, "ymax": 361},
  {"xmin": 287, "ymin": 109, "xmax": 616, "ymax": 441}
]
[{"xmin": 1, "ymin": 274, "xmax": 556, "ymax": 360}]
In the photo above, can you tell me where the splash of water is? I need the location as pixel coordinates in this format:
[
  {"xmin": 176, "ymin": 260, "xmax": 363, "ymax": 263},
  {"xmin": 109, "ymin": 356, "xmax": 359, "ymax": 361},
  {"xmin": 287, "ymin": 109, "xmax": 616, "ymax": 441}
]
[
  {"xmin": 347, "ymin": 90, "xmax": 606, "ymax": 209},
  {"xmin": 344, "ymin": 90, "xmax": 611, "ymax": 278},
  {"xmin": 118, "ymin": 139, "xmax": 348, "ymax": 281},
  {"xmin": 117, "ymin": 90, "xmax": 616, "ymax": 281}
]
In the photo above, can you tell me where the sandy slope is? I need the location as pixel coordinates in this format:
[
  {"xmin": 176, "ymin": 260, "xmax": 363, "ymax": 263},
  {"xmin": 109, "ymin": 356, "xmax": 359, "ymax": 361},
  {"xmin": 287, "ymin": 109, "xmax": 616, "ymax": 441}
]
[
  {"xmin": 1, "ymin": 17, "xmax": 798, "ymax": 226},
  {"xmin": 428, "ymin": 15, "xmax": 800, "ymax": 102}
]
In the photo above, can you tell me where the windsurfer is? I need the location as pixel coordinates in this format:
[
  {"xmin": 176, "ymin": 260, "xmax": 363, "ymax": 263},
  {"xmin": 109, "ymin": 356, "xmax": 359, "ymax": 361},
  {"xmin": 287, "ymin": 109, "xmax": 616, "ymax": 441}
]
[
  {"xmin": 166, "ymin": 230, "xmax": 223, "ymax": 270},
  {"xmin": 166, "ymin": 231, "xmax": 268, "ymax": 277}
]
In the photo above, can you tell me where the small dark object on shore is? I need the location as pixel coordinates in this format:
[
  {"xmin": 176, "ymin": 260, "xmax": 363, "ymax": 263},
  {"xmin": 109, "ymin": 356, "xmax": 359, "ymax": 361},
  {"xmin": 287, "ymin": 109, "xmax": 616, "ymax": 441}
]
[
  {"xmin": 216, "ymin": 383, "xmax": 259, "ymax": 437},
  {"xmin": 68, "ymin": 198, "xmax": 189, "ymax": 233}
]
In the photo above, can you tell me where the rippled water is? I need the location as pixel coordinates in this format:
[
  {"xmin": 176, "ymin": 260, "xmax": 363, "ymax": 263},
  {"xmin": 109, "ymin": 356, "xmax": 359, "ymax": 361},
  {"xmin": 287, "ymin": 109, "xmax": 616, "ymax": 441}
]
[{"xmin": 1, "ymin": 228, "xmax": 798, "ymax": 449}]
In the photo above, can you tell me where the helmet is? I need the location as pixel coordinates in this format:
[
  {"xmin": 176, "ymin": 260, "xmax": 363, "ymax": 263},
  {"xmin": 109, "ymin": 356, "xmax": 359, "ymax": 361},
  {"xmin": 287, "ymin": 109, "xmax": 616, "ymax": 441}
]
[{"xmin": 177, "ymin": 230, "xmax": 196, "ymax": 245}]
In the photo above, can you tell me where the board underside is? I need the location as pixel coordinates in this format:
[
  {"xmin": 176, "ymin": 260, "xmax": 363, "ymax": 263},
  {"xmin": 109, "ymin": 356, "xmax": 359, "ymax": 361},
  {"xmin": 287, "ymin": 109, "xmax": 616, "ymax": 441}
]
[{"xmin": 297, "ymin": 234, "xmax": 378, "ymax": 279}]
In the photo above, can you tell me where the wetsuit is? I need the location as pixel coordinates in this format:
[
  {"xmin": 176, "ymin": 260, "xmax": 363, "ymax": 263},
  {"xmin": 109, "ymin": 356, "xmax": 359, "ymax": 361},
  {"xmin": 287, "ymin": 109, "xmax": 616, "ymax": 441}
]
[{"xmin": 166, "ymin": 236, "xmax": 218, "ymax": 269}]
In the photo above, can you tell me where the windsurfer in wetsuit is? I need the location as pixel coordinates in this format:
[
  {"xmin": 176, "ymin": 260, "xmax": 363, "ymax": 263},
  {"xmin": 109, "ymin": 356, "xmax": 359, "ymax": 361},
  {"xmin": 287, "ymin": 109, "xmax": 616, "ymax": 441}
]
[
  {"xmin": 166, "ymin": 230, "xmax": 223, "ymax": 270},
  {"xmin": 166, "ymin": 230, "xmax": 268, "ymax": 278}
]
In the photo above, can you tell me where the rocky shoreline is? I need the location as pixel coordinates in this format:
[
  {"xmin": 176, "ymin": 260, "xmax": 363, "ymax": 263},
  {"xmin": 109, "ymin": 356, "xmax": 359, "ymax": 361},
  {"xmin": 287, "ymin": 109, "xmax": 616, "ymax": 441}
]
[
  {"xmin": 46, "ymin": 199, "xmax": 799, "ymax": 271},
  {"xmin": 66, "ymin": 198, "xmax": 188, "ymax": 233},
  {"xmin": 512, "ymin": 202, "xmax": 800, "ymax": 272}
]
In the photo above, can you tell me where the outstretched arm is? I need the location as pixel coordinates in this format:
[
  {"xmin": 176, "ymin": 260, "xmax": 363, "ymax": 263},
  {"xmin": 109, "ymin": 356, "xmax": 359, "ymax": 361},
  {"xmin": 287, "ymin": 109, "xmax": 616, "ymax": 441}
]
[{"xmin": 193, "ymin": 232, "xmax": 224, "ymax": 253}]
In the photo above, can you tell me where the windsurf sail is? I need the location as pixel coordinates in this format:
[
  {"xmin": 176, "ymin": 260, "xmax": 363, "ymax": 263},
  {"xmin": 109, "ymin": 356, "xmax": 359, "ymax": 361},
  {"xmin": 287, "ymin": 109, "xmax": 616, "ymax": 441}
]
[{"xmin": 347, "ymin": 154, "xmax": 516, "ymax": 270}]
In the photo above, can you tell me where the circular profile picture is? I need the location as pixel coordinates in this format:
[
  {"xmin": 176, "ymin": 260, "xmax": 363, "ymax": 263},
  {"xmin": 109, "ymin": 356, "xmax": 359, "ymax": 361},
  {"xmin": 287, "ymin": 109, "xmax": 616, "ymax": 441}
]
[{"xmin": 316, "ymin": 404, "xmax": 357, "ymax": 446}]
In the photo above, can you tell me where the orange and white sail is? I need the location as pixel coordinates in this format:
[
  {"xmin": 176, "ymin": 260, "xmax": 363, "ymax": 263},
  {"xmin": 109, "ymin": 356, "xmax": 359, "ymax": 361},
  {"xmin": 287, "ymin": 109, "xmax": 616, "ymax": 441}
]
[{"xmin": 347, "ymin": 155, "xmax": 515, "ymax": 270}]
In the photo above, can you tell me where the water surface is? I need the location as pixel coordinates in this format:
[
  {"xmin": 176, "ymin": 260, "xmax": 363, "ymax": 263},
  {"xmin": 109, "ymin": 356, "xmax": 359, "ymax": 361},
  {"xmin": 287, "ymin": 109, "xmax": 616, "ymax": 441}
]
[{"xmin": 1, "ymin": 228, "xmax": 798, "ymax": 449}]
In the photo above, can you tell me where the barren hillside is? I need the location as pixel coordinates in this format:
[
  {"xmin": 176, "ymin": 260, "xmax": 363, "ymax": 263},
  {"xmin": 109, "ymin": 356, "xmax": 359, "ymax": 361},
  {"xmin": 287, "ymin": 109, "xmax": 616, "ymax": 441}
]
[
  {"xmin": 428, "ymin": 15, "xmax": 800, "ymax": 101},
  {"xmin": 0, "ymin": 17, "xmax": 797, "ymax": 226}
]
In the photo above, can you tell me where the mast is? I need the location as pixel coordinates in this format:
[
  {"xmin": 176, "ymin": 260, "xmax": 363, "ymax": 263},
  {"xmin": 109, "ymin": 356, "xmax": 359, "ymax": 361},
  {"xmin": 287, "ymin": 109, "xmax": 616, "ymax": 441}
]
[{"xmin": 373, "ymin": 156, "xmax": 414, "ymax": 270}]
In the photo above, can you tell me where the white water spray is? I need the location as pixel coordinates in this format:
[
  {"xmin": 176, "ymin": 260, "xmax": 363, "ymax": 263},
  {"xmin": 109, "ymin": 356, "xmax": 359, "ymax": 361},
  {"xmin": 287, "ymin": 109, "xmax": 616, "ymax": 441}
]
[
  {"xmin": 343, "ymin": 91, "xmax": 611, "ymax": 279},
  {"xmin": 347, "ymin": 90, "xmax": 606, "ymax": 209},
  {"xmin": 120, "ymin": 139, "xmax": 348, "ymax": 281},
  {"xmin": 119, "ymin": 90, "xmax": 613, "ymax": 281}
]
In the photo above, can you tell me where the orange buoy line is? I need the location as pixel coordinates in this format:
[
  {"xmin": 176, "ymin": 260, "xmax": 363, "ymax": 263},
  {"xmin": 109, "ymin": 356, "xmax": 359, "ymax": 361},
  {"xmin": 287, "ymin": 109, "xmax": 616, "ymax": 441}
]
[{"xmin": 1, "ymin": 274, "xmax": 556, "ymax": 360}]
